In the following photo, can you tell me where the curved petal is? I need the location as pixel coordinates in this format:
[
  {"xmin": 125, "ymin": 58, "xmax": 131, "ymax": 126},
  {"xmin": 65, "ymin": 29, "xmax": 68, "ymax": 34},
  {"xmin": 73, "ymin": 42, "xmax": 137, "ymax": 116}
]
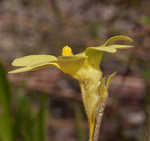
[
  {"xmin": 8, "ymin": 62, "xmax": 60, "ymax": 74},
  {"xmin": 9, "ymin": 55, "xmax": 60, "ymax": 74},
  {"xmin": 106, "ymin": 72, "xmax": 116, "ymax": 89},
  {"xmin": 103, "ymin": 35, "xmax": 133, "ymax": 46},
  {"xmin": 12, "ymin": 55, "xmax": 57, "ymax": 67},
  {"xmin": 85, "ymin": 47, "xmax": 116, "ymax": 68}
]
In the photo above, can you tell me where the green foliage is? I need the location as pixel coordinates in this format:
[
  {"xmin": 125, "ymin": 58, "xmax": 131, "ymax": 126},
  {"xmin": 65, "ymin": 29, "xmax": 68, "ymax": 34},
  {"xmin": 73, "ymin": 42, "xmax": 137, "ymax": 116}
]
[
  {"xmin": 0, "ymin": 63, "xmax": 14, "ymax": 141},
  {"xmin": 0, "ymin": 63, "xmax": 48, "ymax": 141},
  {"xmin": 142, "ymin": 16, "xmax": 150, "ymax": 26},
  {"xmin": 74, "ymin": 102, "xmax": 86, "ymax": 141}
]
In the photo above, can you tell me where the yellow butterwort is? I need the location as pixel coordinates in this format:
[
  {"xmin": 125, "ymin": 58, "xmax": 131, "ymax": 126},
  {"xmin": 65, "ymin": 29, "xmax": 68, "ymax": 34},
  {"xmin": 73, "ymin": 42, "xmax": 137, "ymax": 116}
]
[{"xmin": 9, "ymin": 35, "xmax": 133, "ymax": 141}]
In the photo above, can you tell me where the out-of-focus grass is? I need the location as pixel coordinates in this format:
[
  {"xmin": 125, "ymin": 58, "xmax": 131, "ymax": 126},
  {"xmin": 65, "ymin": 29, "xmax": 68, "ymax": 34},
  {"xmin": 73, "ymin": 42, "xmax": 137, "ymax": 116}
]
[
  {"xmin": 0, "ymin": 63, "xmax": 48, "ymax": 141},
  {"xmin": 74, "ymin": 102, "xmax": 86, "ymax": 141},
  {"xmin": 0, "ymin": 63, "xmax": 14, "ymax": 141},
  {"xmin": 142, "ymin": 16, "xmax": 150, "ymax": 26}
]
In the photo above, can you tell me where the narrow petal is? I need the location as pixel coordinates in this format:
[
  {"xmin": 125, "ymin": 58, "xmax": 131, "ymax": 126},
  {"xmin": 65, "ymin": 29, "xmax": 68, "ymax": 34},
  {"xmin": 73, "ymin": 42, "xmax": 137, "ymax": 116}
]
[
  {"xmin": 86, "ymin": 46, "xmax": 117, "ymax": 53},
  {"xmin": 98, "ymin": 77, "xmax": 106, "ymax": 97},
  {"xmin": 106, "ymin": 72, "xmax": 116, "ymax": 89},
  {"xmin": 107, "ymin": 44, "xmax": 134, "ymax": 49},
  {"xmin": 8, "ymin": 67, "xmax": 32, "ymax": 74},
  {"xmin": 103, "ymin": 35, "xmax": 133, "ymax": 46},
  {"xmin": 8, "ymin": 62, "xmax": 60, "ymax": 74},
  {"xmin": 12, "ymin": 55, "xmax": 57, "ymax": 67}
]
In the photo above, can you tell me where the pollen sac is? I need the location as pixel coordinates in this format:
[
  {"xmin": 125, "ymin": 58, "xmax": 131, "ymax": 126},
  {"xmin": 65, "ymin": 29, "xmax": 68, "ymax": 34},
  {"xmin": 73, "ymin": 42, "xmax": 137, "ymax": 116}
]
[{"xmin": 62, "ymin": 46, "xmax": 73, "ymax": 56}]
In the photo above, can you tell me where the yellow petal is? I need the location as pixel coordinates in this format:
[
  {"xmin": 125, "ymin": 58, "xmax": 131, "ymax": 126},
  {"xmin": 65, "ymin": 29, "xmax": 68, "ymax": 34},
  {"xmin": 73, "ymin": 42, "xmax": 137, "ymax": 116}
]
[
  {"xmin": 106, "ymin": 72, "xmax": 116, "ymax": 89},
  {"xmin": 12, "ymin": 55, "xmax": 57, "ymax": 67},
  {"xmin": 8, "ymin": 66, "xmax": 32, "ymax": 74},
  {"xmin": 9, "ymin": 55, "xmax": 60, "ymax": 74},
  {"xmin": 85, "ymin": 46, "xmax": 116, "ymax": 69},
  {"xmin": 103, "ymin": 35, "xmax": 133, "ymax": 46},
  {"xmin": 57, "ymin": 55, "xmax": 86, "ymax": 76},
  {"xmin": 107, "ymin": 44, "xmax": 134, "ymax": 49},
  {"xmin": 85, "ymin": 47, "xmax": 116, "ymax": 68},
  {"xmin": 86, "ymin": 46, "xmax": 117, "ymax": 53},
  {"xmin": 8, "ymin": 62, "xmax": 60, "ymax": 74},
  {"xmin": 62, "ymin": 46, "xmax": 73, "ymax": 56},
  {"xmin": 98, "ymin": 77, "xmax": 106, "ymax": 98}
]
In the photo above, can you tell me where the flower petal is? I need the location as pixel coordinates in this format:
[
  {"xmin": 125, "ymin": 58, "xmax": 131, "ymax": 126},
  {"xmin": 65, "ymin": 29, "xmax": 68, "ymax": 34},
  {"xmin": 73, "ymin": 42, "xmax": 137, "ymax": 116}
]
[
  {"xmin": 107, "ymin": 44, "xmax": 134, "ymax": 49},
  {"xmin": 8, "ymin": 66, "xmax": 32, "ymax": 74},
  {"xmin": 9, "ymin": 55, "xmax": 60, "ymax": 74},
  {"xmin": 12, "ymin": 55, "xmax": 57, "ymax": 67},
  {"xmin": 103, "ymin": 35, "xmax": 133, "ymax": 46},
  {"xmin": 57, "ymin": 56, "xmax": 87, "ymax": 76},
  {"xmin": 106, "ymin": 72, "xmax": 116, "ymax": 89},
  {"xmin": 58, "ymin": 55, "xmax": 87, "ymax": 62},
  {"xmin": 86, "ymin": 46, "xmax": 117, "ymax": 53},
  {"xmin": 85, "ymin": 47, "xmax": 116, "ymax": 69},
  {"xmin": 8, "ymin": 62, "xmax": 60, "ymax": 74}
]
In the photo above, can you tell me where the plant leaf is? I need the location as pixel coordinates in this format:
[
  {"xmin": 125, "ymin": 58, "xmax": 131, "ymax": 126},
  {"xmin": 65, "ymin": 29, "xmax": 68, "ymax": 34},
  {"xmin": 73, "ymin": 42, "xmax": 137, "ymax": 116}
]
[{"xmin": 0, "ymin": 63, "xmax": 14, "ymax": 141}]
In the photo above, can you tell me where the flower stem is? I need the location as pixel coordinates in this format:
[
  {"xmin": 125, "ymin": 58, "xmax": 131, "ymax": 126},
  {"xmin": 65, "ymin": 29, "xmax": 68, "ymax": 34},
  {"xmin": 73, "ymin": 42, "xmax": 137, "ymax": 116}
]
[{"xmin": 93, "ymin": 102, "xmax": 106, "ymax": 141}]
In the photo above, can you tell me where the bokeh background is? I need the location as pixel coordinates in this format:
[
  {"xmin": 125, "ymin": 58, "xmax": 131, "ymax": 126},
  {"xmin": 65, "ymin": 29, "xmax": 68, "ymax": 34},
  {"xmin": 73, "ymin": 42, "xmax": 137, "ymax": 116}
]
[{"xmin": 0, "ymin": 0, "xmax": 150, "ymax": 141}]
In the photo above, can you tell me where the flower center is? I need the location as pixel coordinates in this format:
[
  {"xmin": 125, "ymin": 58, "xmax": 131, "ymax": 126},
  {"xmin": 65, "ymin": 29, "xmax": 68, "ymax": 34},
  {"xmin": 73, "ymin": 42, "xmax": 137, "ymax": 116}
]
[{"xmin": 62, "ymin": 46, "xmax": 73, "ymax": 56}]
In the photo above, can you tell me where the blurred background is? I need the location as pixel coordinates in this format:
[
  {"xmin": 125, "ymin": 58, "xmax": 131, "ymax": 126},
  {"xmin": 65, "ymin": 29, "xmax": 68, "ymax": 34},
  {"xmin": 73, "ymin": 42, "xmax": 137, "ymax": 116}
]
[{"xmin": 0, "ymin": 0, "xmax": 150, "ymax": 141}]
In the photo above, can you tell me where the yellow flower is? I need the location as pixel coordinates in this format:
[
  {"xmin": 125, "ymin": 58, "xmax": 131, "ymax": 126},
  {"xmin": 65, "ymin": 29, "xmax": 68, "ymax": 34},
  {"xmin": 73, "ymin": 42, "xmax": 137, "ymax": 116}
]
[
  {"xmin": 9, "ymin": 35, "xmax": 133, "ymax": 141},
  {"xmin": 9, "ymin": 35, "xmax": 133, "ymax": 76}
]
